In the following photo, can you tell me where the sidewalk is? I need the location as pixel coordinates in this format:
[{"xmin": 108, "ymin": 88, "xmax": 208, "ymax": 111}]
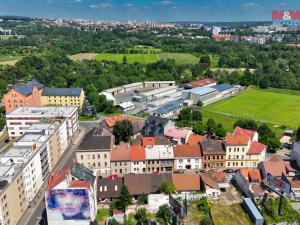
[{"xmin": 17, "ymin": 126, "xmax": 86, "ymax": 225}]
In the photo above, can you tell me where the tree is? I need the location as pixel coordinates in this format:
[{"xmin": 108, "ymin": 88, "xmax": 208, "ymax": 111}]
[
  {"xmin": 116, "ymin": 186, "xmax": 132, "ymax": 211},
  {"xmin": 206, "ymin": 118, "xmax": 216, "ymax": 136},
  {"xmin": 234, "ymin": 119, "xmax": 257, "ymax": 131},
  {"xmin": 267, "ymin": 137, "xmax": 281, "ymax": 153},
  {"xmin": 215, "ymin": 127, "xmax": 227, "ymax": 137},
  {"xmin": 113, "ymin": 120, "xmax": 133, "ymax": 144},
  {"xmin": 108, "ymin": 218, "xmax": 122, "ymax": 225},
  {"xmin": 193, "ymin": 122, "xmax": 206, "ymax": 134},
  {"xmin": 122, "ymin": 55, "xmax": 127, "ymax": 64},
  {"xmin": 197, "ymin": 198, "xmax": 210, "ymax": 215},
  {"xmin": 200, "ymin": 216, "xmax": 214, "ymax": 225},
  {"xmin": 257, "ymin": 124, "xmax": 273, "ymax": 137},
  {"xmin": 156, "ymin": 205, "xmax": 171, "ymax": 225},
  {"xmin": 178, "ymin": 108, "xmax": 192, "ymax": 122},
  {"xmin": 135, "ymin": 208, "xmax": 149, "ymax": 225},
  {"xmin": 159, "ymin": 181, "xmax": 176, "ymax": 194},
  {"xmin": 197, "ymin": 100, "xmax": 203, "ymax": 108},
  {"xmin": 192, "ymin": 109, "xmax": 203, "ymax": 121}
]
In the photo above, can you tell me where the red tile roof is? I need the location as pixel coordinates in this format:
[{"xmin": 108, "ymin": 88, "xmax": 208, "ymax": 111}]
[
  {"xmin": 47, "ymin": 165, "xmax": 71, "ymax": 189},
  {"xmin": 173, "ymin": 145, "xmax": 202, "ymax": 157},
  {"xmin": 69, "ymin": 180, "xmax": 91, "ymax": 189},
  {"xmin": 172, "ymin": 174, "xmax": 201, "ymax": 191},
  {"xmin": 142, "ymin": 136, "xmax": 156, "ymax": 146},
  {"xmin": 226, "ymin": 135, "xmax": 250, "ymax": 145},
  {"xmin": 185, "ymin": 78, "xmax": 216, "ymax": 88},
  {"xmin": 247, "ymin": 141, "xmax": 266, "ymax": 155},
  {"xmin": 262, "ymin": 159, "xmax": 296, "ymax": 177},
  {"xmin": 233, "ymin": 127, "xmax": 256, "ymax": 139},
  {"xmin": 240, "ymin": 168, "xmax": 261, "ymax": 182},
  {"xmin": 207, "ymin": 172, "xmax": 227, "ymax": 183},
  {"xmin": 291, "ymin": 180, "xmax": 300, "ymax": 189},
  {"xmin": 110, "ymin": 143, "xmax": 131, "ymax": 161},
  {"xmin": 130, "ymin": 145, "xmax": 146, "ymax": 161},
  {"xmin": 187, "ymin": 134, "xmax": 204, "ymax": 145},
  {"xmin": 104, "ymin": 115, "xmax": 127, "ymax": 128}
]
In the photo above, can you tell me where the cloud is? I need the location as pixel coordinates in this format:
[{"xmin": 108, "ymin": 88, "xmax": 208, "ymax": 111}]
[
  {"xmin": 125, "ymin": 3, "xmax": 133, "ymax": 7},
  {"xmin": 89, "ymin": 2, "xmax": 113, "ymax": 9},
  {"xmin": 280, "ymin": 2, "xmax": 286, "ymax": 6},
  {"xmin": 74, "ymin": 0, "xmax": 82, "ymax": 2},
  {"xmin": 242, "ymin": 2, "xmax": 259, "ymax": 8},
  {"xmin": 158, "ymin": 0, "xmax": 173, "ymax": 5}
]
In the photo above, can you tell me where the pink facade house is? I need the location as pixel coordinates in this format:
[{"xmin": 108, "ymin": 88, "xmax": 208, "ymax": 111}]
[{"xmin": 3, "ymin": 80, "xmax": 44, "ymax": 113}]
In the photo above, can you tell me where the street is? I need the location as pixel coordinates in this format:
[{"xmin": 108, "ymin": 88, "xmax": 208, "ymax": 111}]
[{"xmin": 16, "ymin": 121, "xmax": 99, "ymax": 225}]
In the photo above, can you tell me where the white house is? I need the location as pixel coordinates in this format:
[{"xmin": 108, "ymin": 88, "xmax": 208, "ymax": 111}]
[{"xmin": 173, "ymin": 145, "xmax": 202, "ymax": 170}]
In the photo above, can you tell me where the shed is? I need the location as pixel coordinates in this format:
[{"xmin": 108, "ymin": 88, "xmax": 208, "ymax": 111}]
[{"xmin": 243, "ymin": 198, "xmax": 264, "ymax": 225}]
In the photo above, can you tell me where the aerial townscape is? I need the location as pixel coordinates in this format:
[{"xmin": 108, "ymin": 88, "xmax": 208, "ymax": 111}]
[{"xmin": 0, "ymin": 1, "xmax": 300, "ymax": 225}]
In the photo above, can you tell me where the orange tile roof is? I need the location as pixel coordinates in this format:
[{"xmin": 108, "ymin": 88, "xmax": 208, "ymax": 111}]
[
  {"xmin": 104, "ymin": 115, "xmax": 127, "ymax": 128},
  {"xmin": 226, "ymin": 135, "xmax": 250, "ymax": 145},
  {"xmin": 291, "ymin": 180, "xmax": 300, "ymax": 189},
  {"xmin": 69, "ymin": 180, "xmax": 91, "ymax": 189},
  {"xmin": 262, "ymin": 159, "xmax": 296, "ymax": 177},
  {"xmin": 130, "ymin": 145, "xmax": 146, "ymax": 161},
  {"xmin": 172, "ymin": 174, "xmax": 201, "ymax": 191},
  {"xmin": 110, "ymin": 143, "xmax": 131, "ymax": 161},
  {"xmin": 207, "ymin": 172, "xmax": 226, "ymax": 183},
  {"xmin": 173, "ymin": 145, "xmax": 202, "ymax": 157},
  {"xmin": 47, "ymin": 164, "xmax": 71, "ymax": 189},
  {"xmin": 240, "ymin": 168, "xmax": 261, "ymax": 182},
  {"xmin": 185, "ymin": 78, "xmax": 216, "ymax": 88},
  {"xmin": 233, "ymin": 127, "xmax": 256, "ymax": 139},
  {"xmin": 142, "ymin": 136, "xmax": 156, "ymax": 146},
  {"xmin": 187, "ymin": 134, "xmax": 204, "ymax": 145},
  {"xmin": 247, "ymin": 141, "xmax": 266, "ymax": 155}
]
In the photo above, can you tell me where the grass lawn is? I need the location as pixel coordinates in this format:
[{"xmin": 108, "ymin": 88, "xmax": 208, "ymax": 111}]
[
  {"xmin": 95, "ymin": 53, "xmax": 159, "ymax": 64},
  {"xmin": 158, "ymin": 53, "xmax": 199, "ymax": 65},
  {"xmin": 202, "ymin": 87, "xmax": 300, "ymax": 134},
  {"xmin": 210, "ymin": 203, "xmax": 252, "ymax": 225},
  {"xmin": 96, "ymin": 208, "xmax": 109, "ymax": 223},
  {"xmin": 0, "ymin": 54, "xmax": 22, "ymax": 65},
  {"xmin": 184, "ymin": 201, "xmax": 204, "ymax": 225}
]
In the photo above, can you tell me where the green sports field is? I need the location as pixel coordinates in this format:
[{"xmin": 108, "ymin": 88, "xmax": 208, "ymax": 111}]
[
  {"xmin": 202, "ymin": 88, "xmax": 300, "ymax": 132},
  {"xmin": 94, "ymin": 53, "xmax": 199, "ymax": 64},
  {"xmin": 95, "ymin": 53, "xmax": 159, "ymax": 64}
]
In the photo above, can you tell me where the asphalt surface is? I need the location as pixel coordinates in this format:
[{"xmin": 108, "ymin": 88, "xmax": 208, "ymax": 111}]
[{"xmin": 17, "ymin": 121, "xmax": 100, "ymax": 225}]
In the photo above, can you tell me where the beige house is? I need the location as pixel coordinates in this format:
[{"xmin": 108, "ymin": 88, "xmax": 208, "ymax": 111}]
[
  {"xmin": 76, "ymin": 127, "xmax": 112, "ymax": 175},
  {"xmin": 110, "ymin": 144, "xmax": 131, "ymax": 176},
  {"xmin": 0, "ymin": 167, "xmax": 28, "ymax": 225},
  {"xmin": 130, "ymin": 145, "xmax": 146, "ymax": 173},
  {"xmin": 41, "ymin": 87, "xmax": 85, "ymax": 111}
]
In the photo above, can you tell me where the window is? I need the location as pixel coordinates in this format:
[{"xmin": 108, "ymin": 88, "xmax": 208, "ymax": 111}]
[
  {"xmin": 98, "ymin": 154, "xmax": 100, "ymax": 159},
  {"xmin": 115, "ymin": 185, "xmax": 118, "ymax": 191},
  {"xmin": 100, "ymin": 186, "xmax": 103, "ymax": 192},
  {"xmin": 179, "ymin": 159, "xmax": 183, "ymax": 163},
  {"xmin": 80, "ymin": 155, "xmax": 83, "ymax": 160},
  {"xmin": 227, "ymin": 162, "xmax": 230, "ymax": 166},
  {"xmin": 195, "ymin": 159, "xmax": 199, "ymax": 163}
]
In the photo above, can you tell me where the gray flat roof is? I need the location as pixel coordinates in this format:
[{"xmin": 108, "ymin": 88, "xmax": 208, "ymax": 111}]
[
  {"xmin": 7, "ymin": 106, "xmax": 77, "ymax": 117},
  {"xmin": 18, "ymin": 133, "xmax": 42, "ymax": 142},
  {"xmin": 140, "ymin": 86, "xmax": 177, "ymax": 97},
  {"xmin": 2, "ymin": 146, "xmax": 32, "ymax": 158},
  {"xmin": 0, "ymin": 165, "xmax": 13, "ymax": 177},
  {"xmin": 27, "ymin": 123, "xmax": 53, "ymax": 130},
  {"xmin": 244, "ymin": 198, "xmax": 263, "ymax": 220}
]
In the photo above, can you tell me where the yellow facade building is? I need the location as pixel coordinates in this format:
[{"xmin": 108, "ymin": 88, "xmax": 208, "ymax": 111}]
[{"xmin": 41, "ymin": 87, "xmax": 85, "ymax": 111}]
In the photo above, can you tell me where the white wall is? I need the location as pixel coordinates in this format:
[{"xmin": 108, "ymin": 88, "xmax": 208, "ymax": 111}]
[{"xmin": 174, "ymin": 158, "xmax": 202, "ymax": 170}]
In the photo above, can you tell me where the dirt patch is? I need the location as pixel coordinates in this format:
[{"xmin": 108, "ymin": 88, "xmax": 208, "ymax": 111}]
[{"xmin": 69, "ymin": 53, "xmax": 97, "ymax": 61}]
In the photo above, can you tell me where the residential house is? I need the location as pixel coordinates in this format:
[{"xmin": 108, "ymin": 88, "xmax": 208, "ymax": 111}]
[
  {"xmin": 173, "ymin": 145, "xmax": 202, "ymax": 170},
  {"xmin": 141, "ymin": 116, "xmax": 175, "ymax": 137},
  {"xmin": 110, "ymin": 144, "xmax": 131, "ymax": 177},
  {"xmin": 258, "ymin": 157, "xmax": 296, "ymax": 179},
  {"xmin": 41, "ymin": 87, "xmax": 85, "ymax": 111},
  {"xmin": 291, "ymin": 142, "xmax": 300, "ymax": 168},
  {"xmin": 97, "ymin": 176, "xmax": 123, "ymax": 202},
  {"xmin": 200, "ymin": 139, "xmax": 226, "ymax": 169},
  {"xmin": 225, "ymin": 127, "xmax": 266, "ymax": 168},
  {"xmin": 3, "ymin": 80, "xmax": 44, "ymax": 113},
  {"xmin": 46, "ymin": 163, "xmax": 97, "ymax": 225},
  {"xmin": 235, "ymin": 168, "xmax": 264, "ymax": 200},
  {"xmin": 164, "ymin": 126, "xmax": 192, "ymax": 144},
  {"xmin": 145, "ymin": 145, "xmax": 174, "ymax": 172},
  {"xmin": 130, "ymin": 145, "xmax": 146, "ymax": 173},
  {"xmin": 172, "ymin": 174, "xmax": 201, "ymax": 193},
  {"xmin": 124, "ymin": 173, "xmax": 172, "ymax": 199},
  {"xmin": 200, "ymin": 172, "xmax": 229, "ymax": 197},
  {"xmin": 290, "ymin": 180, "xmax": 300, "ymax": 200},
  {"xmin": 76, "ymin": 127, "xmax": 112, "ymax": 175}
]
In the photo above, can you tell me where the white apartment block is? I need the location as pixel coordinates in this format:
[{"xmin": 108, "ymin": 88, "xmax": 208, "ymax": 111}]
[{"xmin": 6, "ymin": 106, "xmax": 78, "ymax": 141}]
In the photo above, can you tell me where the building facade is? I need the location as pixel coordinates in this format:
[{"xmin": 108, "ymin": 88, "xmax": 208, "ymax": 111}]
[
  {"xmin": 3, "ymin": 80, "xmax": 44, "ymax": 113},
  {"xmin": 41, "ymin": 88, "xmax": 85, "ymax": 111}
]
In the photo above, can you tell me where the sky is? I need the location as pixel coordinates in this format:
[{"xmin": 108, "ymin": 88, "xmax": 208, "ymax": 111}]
[{"xmin": 0, "ymin": 0, "xmax": 300, "ymax": 22}]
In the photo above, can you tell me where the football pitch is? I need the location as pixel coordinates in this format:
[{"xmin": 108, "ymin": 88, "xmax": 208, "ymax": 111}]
[{"xmin": 202, "ymin": 88, "xmax": 300, "ymax": 130}]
